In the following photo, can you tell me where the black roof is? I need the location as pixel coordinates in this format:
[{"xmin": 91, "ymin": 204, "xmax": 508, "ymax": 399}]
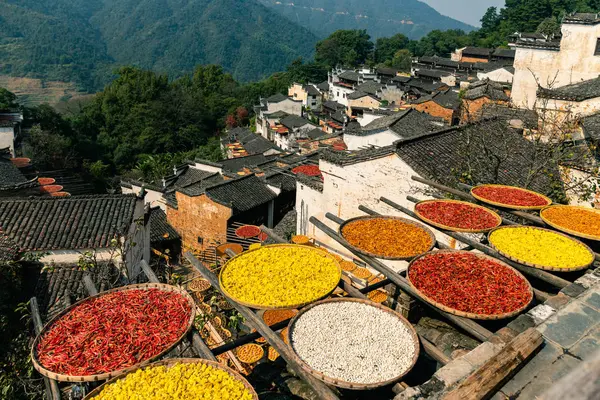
[
  {"xmin": 480, "ymin": 104, "xmax": 538, "ymax": 128},
  {"xmin": 173, "ymin": 168, "xmax": 216, "ymax": 189},
  {"xmin": 516, "ymin": 40, "xmax": 560, "ymax": 51},
  {"xmin": 264, "ymin": 110, "xmax": 289, "ymax": 119},
  {"xmin": 219, "ymin": 154, "xmax": 275, "ymax": 173},
  {"xmin": 338, "ymin": 71, "xmax": 360, "ymax": 82},
  {"xmin": 462, "ymin": 47, "xmax": 491, "ymax": 57},
  {"xmin": 563, "ymin": 13, "xmax": 600, "ymax": 25},
  {"xmin": 148, "ymin": 207, "xmax": 180, "ymax": 244},
  {"xmin": 464, "ymin": 80, "xmax": 509, "ymax": 101},
  {"xmin": 265, "ymin": 172, "xmax": 297, "ymax": 192},
  {"xmin": 415, "ymin": 69, "xmax": 452, "ymax": 79},
  {"xmin": 395, "ymin": 119, "xmax": 562, "ymax": 197},
  {"xmin": 205, "ymin": 174, "xmax": 277, "ymax": 214},
  {"xmin": 538, "ymin": 77, "xmax": 600, "ymax": 101},
  {"xmin": 581, "ymin": 113, "xmax": 600, "ymax": 141},
  {"xmin": 301, "ymin": 128, "xmax": 327, "ymax": 140},
  {"xmin": 359, "ymin": 109, "xmax": 445, "ymax": 139},
  {"xmin": 414, "ymin": 90, "xmax": 460, "ymax": 110},
  {"xmin": 266, "ymin": 93, "xmax": 291, "ymax": 103},
  {"xmin": 377, "ymin": 67, "xmax": 399, "ymax": 76},
  {"xmin": 323, "ymin": 101, "xmax": 345, "ymax": 111},
  {"xmin": 317, "ymin": 81, "xmax": 330, "ymax": 91},
  {"xmin": 356, "ymin": 81, "xmax": 383, "ymax": 96},
  {"xmin": 406, "ymin": 79, "xmax": 447, "ymax": 93},
  {"xmin": 0, "ymin": 195, "xmax": 137, "ymax": 251},
  {"xmin": 178, "ymin": 173, "xmax": 226, "ymax": 196},
  {"xmin": 347, "ymin": 91, "xmax": 370, "ymax": 100},
  {"xmin": 0, "ymin": 230, "xmax": 19, "ymax": 262},
  {"xmin": 280, "ymin": 115, "xmax": 313, "ymax": 130},
  {"xmin": 304, "ymin": 85, "xmax": 320, "ymax": 96},
  {"xmin": 492, "ymin": 48, "xmax": 516, "ymax": 58},
  {"xmin": 0, "ymin": 156, "xmax": 29, "ymax": 189},
  {"xmin": 295, "ymin": 173, "xmax": 324, "ymax": 192},
  {"xmin": 227, "ymin": 127, "xmax": 282, "ymax": 155},
  {"xmin": 320, "ymin": 146, "xmax": 397, "ymax": 166},
  {"xmin": 392, "ymin": 76, "xmax": 412, "ymax": 84}
]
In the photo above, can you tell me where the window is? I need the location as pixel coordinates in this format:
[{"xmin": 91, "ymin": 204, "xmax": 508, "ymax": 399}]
[
  {"xmin": 596, "ymin": 39, "xmax": 600, "ymax": 55},
  {"xmin": 197, "ymin": 237, "xmax": 204, "ymax": 245}
]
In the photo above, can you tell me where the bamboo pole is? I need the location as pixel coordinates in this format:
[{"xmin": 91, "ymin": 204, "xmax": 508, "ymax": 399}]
[
  {"xmin": 185, "ymin": 252, "xmax": 341, "ymax": 400},
  {"xmin": 381, "ymin": 196, "xmax": 571, "ymax": 289},
  {"xmin": 312, "ymin": 216, "xmax": 492, "ymax": 342},
  {"xmin": 30, "ymin": 297, "xmax": 62, "ymax": 400}
]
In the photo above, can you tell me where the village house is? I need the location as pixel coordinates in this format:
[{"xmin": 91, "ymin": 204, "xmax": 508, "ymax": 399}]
[
  {"xmin": 296, "ymin": 118, "xmax": 562, "ymax": 265},
  {"xmin": 288, "ymin": 83, "xmax": 323, "ymax": 110},
  {"xmin": 271, "ymin": 115, "xmax": 317, "ymax": 151},
  {"xmin": 411, "ymin": 89, "xmax": 461, "ymax": 125},
  {"xmin": 320, "ymin": 101, "xmax": 346, "ymax": 134},
  {"xmin": 0, "ymin": 194, "xmax": 142, "ymax": 265},
  {"xmin": 343, "ymin": 109, "xmax": 445, "ymax": 150},
  {"xmin": 512, "ymin": 13, "xmax": 600, "ymax": 109},
  {"xmin": 329, "ymin": 69, "xmax": 360, "ymax": 106},
  {"xmin": 254, "ymin": 93, "xmax": 303, "ymax": 138},
  {"xmin": 477, "ymin": 64, "xmax": 515, "ymax": 84},
  {"xmin": 353, "ymin": 108, "xmax": 395, "ymax": 127},
  {"xmin": 461, "ymin": 79, "xmax": 511, "ymax": 122},
  {"xmin": 452, "ymin": 46, "xmax": 492, "ymax": 63},
  {"xmin": 221, "ymin": 127, "xmax": 282, "ymax": 158},
  {"xmin": 413, "ymin": 69, "xmax": 457, "ymax": 87},
  {"xmin": 536, "ymin": 76, "xmax": 600, "ymax": 127},
  {"xmin": 0, "ymin": 109, "xmax": 23, "ymax": 157}
]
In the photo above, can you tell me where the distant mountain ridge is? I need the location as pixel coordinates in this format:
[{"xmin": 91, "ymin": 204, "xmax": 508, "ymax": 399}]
[{"xmin": 257, "ymin": 0, "xmax": 474, "ymax": 39}]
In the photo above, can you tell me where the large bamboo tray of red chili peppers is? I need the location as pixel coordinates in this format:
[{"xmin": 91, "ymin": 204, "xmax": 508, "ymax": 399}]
[
  {"xmin": 414, "ymin": 199, "xmax": 502, "ymax": 233},
  {"xmin": 31, "ymin": 283, "xmax": 196, "ymax": 382},
  {"xmin": 471, "ymin": 184, "xmax": 552, "ymax": 210},
  {"xmin": 407, "ymin": 250, "xmax": 533, "ymax": 320}
]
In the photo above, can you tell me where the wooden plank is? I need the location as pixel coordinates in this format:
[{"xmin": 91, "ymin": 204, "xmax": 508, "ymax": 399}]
[
  {"xmin": 259, "ymin": 225, "xmax": 288, "ymax": 244},
  {"xmin": 30, "ymin": 297, "xmax": 62, "ymax": 400},
  {"xmin": 541, "ymin": 346, "xmax": 600, "ymax": 400},
  {"xmin": 313, "ymin": 215, "xmax": 492, "ymax": 342},
  {"xmin": 139, "ymin": 260, "xmax": 159, "ymax": 284},
  {"xmin": 185, "ymin": 252, "xmax": 341, "ymax": 400},
  {"xmin": 442, "ymin": 328, "xmax": 543, "ymax": 400}
]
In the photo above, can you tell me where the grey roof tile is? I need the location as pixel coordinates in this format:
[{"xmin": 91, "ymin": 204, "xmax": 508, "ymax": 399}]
[
  {"xmin": 148, "ymin": 207, "xmax": 180, "ymax": 243},
  {"xmin": 538, "ymin": 77, "xmax": 600, "ymax": 101},
  {"xmin": 338, "ymin": 71, "xmax": 360, "ymax": 82},
  {"xmin": 266, "ymin": 93, "xmax": 290, "ymax": 103},
  {"xmin": 205, "ymin": 175, "xmax": 277, "ymax": 214}
]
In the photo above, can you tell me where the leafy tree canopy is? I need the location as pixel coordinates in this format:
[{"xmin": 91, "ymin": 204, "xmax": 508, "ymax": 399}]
[{"xmin": 315, "ymin": 30, "xmax": 374, "ymax": 68}]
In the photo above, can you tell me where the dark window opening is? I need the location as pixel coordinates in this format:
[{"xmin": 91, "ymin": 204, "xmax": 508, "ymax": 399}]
[
  {"xmin": 197, "ymin": 237, "xmax": 203, "ymax": 245},
  {"xmin": 595, "ymin": 39, "xmax": 600, "ymax": 55}
]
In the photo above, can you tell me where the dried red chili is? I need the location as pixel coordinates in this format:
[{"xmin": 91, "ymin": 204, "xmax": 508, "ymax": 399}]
[
  {"xmin": 292, "ymin": 165, "xmax": 321, "ymax": 177},
  {"xmin": 409, "ymin": 252, "xmax": 531, "ymax": 315},
  {"xmin": 472, "ymin": 185, "xmax": 549, "ymax": 207},
  {"xmin": 415, "ymin": 201, "xmax": 499, "ymax": 230},
  {"xmin": 36, "ymin": 288, "xmax": 191, "ymax": 376},
  {"xmin": 235, "ymin": 225, "xmax": 261, "ymax": 238}
]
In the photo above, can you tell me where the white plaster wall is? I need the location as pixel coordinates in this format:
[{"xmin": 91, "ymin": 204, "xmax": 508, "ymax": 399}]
[
  {"xmin": 193, "ymin": 162, "xmax": 222, "ymax": 174},
  {"xmin": 380, "ymin": 87, "xmax": 405, "ymax": 104},
  {"xmin": 343, "ymin": 130, "xmax": 399, "ymax": 150},
  {"xmin": 39, "ymin": 248, "xmax": 119, "ymax": 264},
  {"xmin": 267, "ymin": 99, "xmax": 302, "ymax": 116},
  {"xmin": 121, "ymin": 184, "xmax": 166, "ymax": 210},
  {"xmin": 357, "ymin": 113, "xmax": 384, "ymax": 127},
  {"xmin": 536, "ymin": 97, "xmax": 600, "ymax": 121},
  {"xmin": 441, "ymin": 75, "xmax": 457, "ymax": 87},
  {"xmin": 296, "ymin": 154, "xmax": 461, "ymax": 272},
  {"xmin": 0, "ymin": 127, "xmax": 15, "ymax": 156},
  {"xmin": 330, "ymin": 85, "xmax": 354, "ymax": 107},
  {"xmin": 478, "ymin": 69, "xmax": 514, "ymax": 84},
  {"xmin": 512, "ymin": 23, "xmax": 600, "ymax": 109}
]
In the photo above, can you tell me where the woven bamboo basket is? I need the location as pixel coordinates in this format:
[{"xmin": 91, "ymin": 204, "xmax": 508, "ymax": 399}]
[
  {"xmin": 488, "ymin": 226, "xmax": 595, "ymax": 272},
  {"xmin": 338, "ymin": 215, "xmax": 436, "ymax": 261},
  {"xmin": 414, "ymin": 199, "xmax": 502, "ymax": 233},
  {"xmin": 234, "ymin": 225, "xmax": 261, "ymax": 239},
  {"xmin": 216, "ymin": 243, "xmax": 244, "ymax": 257},
  {"xmin": 540, "ymin": 205, "xmax": 600, "ymax": 241},
  {"xmin": 470, "ymin": 184, "xmax": 552, "ymax": 210},
  {"xmin": 407, "ymin": 250, "xmax": 533, "ymax": 320},
  {"xmin": 286, "ymin": 297, "xmax": 420, "ymax": 390},
  {"xmin": 236, "ymin": 343, "xmax": 265, "ymax": 364},
  {"xmin": 219, "ymin": 244, "xmax": 342, "ymax": 310},
  {"xmin": 83, "ymin": 358, "xmax": 258, "ymax": 399},
  {"xmin": 31, "ymin": 283, "xmax": 196, "ymax": 382}
]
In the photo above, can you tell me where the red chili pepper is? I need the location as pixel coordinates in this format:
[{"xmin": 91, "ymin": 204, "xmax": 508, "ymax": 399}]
[
  {"xmin": 36, "ymin": 289, "xmax": 191, "ymax": 376},
  {"xmin": 235, "ymin": 225, "xmax": 261, "ymax": 238},
  {"xmin": 472, "ymin": 186, "xmax": 548, "ymax": 207},
  {"xmin": 292, "ymin": 165, "xmax": 322, "ymax": 177},
  {"xmin": 409, "ymin": 253, "xmax": 531, "ymax": 315},
  {"xmin": 416, "ymin": 201, "xmax": 499, "ymax": 230}
]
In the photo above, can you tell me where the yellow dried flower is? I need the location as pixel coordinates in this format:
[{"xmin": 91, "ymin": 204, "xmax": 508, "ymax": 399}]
[
  {"xmin": 220, "ymin": 245, "xmax": 341, "ymax": 308},
  {"xmin": 489, "ymin": 227, "xmax": 593, "ymax": 270},
  {"xmin": 91, "ymin": 362, "xmax": 254, "ymax": 399}
]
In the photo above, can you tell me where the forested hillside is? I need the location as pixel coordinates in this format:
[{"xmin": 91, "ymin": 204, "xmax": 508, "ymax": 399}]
[
  {"xmin": 0, "ymin": 0, "xmax": 317, "ymax": 90},
  {"xmin": 258, "ymin": 0, "xmax": 474, "ymax": 39}
]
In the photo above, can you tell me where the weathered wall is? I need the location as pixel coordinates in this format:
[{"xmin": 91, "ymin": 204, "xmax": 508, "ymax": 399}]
[
  {"xmin": 462, "ymin": 56, "xmax": 489, "ymax": 63},
  {"xmin": 357, "ymin": 113, "xmax": 384, "ymax": 126},
  {"xmin": 477, "ymin": 68, "xmax": 514, "ymax": 84},
  {"xmin": 536, "ymin": 96, "xmax": 600, "ymax": 128},
  {"xmin": 343, "ymin": 130, "xmax": 399, "ymax": 150},
  {"xmin": 288, "ymin": 84, "xmax": 308, "ymax": 103},
  {"xmin": 380, "ymin": 86, "xmax": 405, "ymax": 104},
  {"xmin": 348, "ymin": 96, "xmax": 381, "ymax": 115},
  {"xmin": 166, "ymin": 193, "xmax": 231, "ymax": 252},
  {"xmin": 267, "ymin": 98, "xmax": 303, "ymax": 116},
  {"xmin": 0, "ymin": 127, "xmax": 15, "ymax": 156},
  {"xmin": 330, "ymin": 85, "xmax": 354, "ymax": 107},
  {"xmin": 121, "ymin": 184, "xmax": 166, "ymax": 211},
  {"xmin": 461, "ymin": 97, "xmax": 508, "ymax": 123},
  {"xmin": 413, "ymin": 101, "xmax": 454, "ymax": 124},
  {"xmin": 512, "ymin": 23, "xmax": 600, "ymax": 109}
]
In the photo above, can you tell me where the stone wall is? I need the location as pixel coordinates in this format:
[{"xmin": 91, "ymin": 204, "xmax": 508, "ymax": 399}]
[
  {"xmin": 413, "ymin": 101, "xmax": 455, "ymax": 124},
  {"xmin": 348, "ymin": 96, "xmax": 381, "ymax": 115},
  {"xmin": 166, "ymin": 192, "xmax": 231, "ymax": 252}
]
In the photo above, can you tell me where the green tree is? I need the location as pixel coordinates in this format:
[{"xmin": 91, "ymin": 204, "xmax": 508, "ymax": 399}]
[
  {"xmin": 480, "ymin": 7, "xmax": 501, "ymax": 35},
  {"xmin": 386, "ymin": 49, "xmax": 413, "ymax": 72},
  {"xmin": 374, "ymin": 34, "xmax": 410, "ymax": 64},
  {"xmin": 315, "ymin": 30, "xmax": 374, "ymax": 68},
  {"xmin": 24, "ymin": 125, "xmax": 78, "ymax": 170},
  {"xmin": 536, "ymin": 17, "xmax": 561, "ymax": 36},
  {"xmin": 0, "ymin": 88, "xmax": 19, "ymax": 110}
]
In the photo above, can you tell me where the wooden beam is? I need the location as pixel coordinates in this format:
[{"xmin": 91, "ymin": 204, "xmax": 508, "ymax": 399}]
[
  {"xmin": 259, "ymin": 225, "xmax": 288, "ymax": 244},
  {"xmin": 442, "ymin": 328, "xmax": 543, "ymax": 400},
  {"xmin": 139, "ymin": 260, "xmax": 159, "ymax": 283},
  {"xmin": 185, "ymin": 252, "xmax": 340, "ymax": 400},
  {"xmin": 380, "ymin": 197, "xmax": 570, "ymax": 289},
  {"xmin": 30, "ymin": 297, "xmax": 62, "ymax": 400},
  {"xmin": 82, "ymin": 275, "xmax": 98, "ymax": 296},
  {"xmin": 312, "ymin": 215, "xmax": 493, "ymax": 342}
]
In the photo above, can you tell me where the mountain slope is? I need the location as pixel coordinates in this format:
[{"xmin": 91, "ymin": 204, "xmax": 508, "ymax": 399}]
[
  {"xmin": 257, "ymin": 0, "xmax": 474, "ymax": 39},
  {"xmin": 0, "ymin": 0, "xmax": 318, "ymax": 89}
]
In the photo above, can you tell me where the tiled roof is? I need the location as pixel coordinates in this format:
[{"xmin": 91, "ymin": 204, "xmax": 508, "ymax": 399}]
[
  {"xmin": 205, "ymin": 174, "xmax": 277, "ymax": 214},
  {"xmin": 226, "ymin": 127, "xmax": 282, "ymax": 155},
  {"xmin": 0, "ymin": 230, "xmax": 19, "ymax": 262},
  {"xmin": 377, "ymin": 67, "xmax": 399, "ymax": 76},
  {"xmin": 359, "ymin": 109, "xmax": 444, "ymax": 139},
  {"xmin": 395, "ymin": 119, "xmax": 561, "ymax": 196},
  {"xmin": 480, "ymin": 104, "xmax": 538, "ymax": 128},
  {"xmin": 320, "ymin": 145, "xmax": 397, "ymax": 166},
  {"xmin": 174, "ymin": 168, "xmax": 216, "ymax": 188},
  {"xmin": 164, "ymin": 191, "xmax": 178, "ymax": 209},
  {"xmin": 0, "ymin": 195, "xmax": 137, "ymax": 251},
  {"xmin": 301, "ymin": 128, "xmax": 327, "ymax": 140},
  {"xmin": 338, "ymin": 71, "xmax": 360, "ymax": 82},
  {"xmin": 264, "ymin": 110, "xmax": 289, "ymax": 119},
  {"xmin": 304, "ymin": 85, "xmax": 320, "ymax": 96},
  {"xmin": 219, "ymin": 154, "xmax": 274, "ymax": 173},
  {"xmin": 0, "ymin": 157, "xmax": 29, "ymax": 189},
  {"xmin": 317, "ymin": 81, "xmax": 330, "ymax": 91},
  {"xmin": 280, "ymin": 115, "xmax": 313, "ymax": 130},
  {"xmin": 414, "ymin": 90, "xmax": 460, "ymax": 110},
  {"xmin": 538, "ymin": 77, "xmax": 600, "ymax": 101},
  {"xmin": 148, "ymin": 207, "xmax": 180, "ymax": 244},
  {"xmin": 516, "ymin": 40, "xmax": 560, "ymax": 50},
  {"xmin": 179, "ymin": 173, "xmax": 226, "ymax": 196},
  {"xmin": 323, "ymin": 101, "xmax": 345, "ymax": 111},
  {"xmin": 492, "ymin": 48, "xmax": 516, "ymax": 58},
  {"xmin": 266, "ymin": 93, "xmax": 290, "ymax": 103},
  {"xmin": 347, "ymin": 91, "xmax": 370, "ymax": 100},
  {"xmin": 463, "ymin": 80, "xmax": 509, "ymax": 101},
  {"xmin": 295, "ymin": 173, "xmax": 324, "ymax": 192},
  {"xmin": 392, "ymin": 76, "xmax": 412, "ymax": 84},
  {"xmin": 265, "ymin": 172, "xmax": 297, "ymax": 192},
  {"xmin": 462, "ymin": 47, "xmax": 491, "ymax": 57},
  {"xmin": 406, "ymin": 79, "xmax": 447, "ymax": 93},
  {"xmin": 415, "ymin": 69, "xmax": 452, "ymax": 79},
  {"xmin": 563, "ymin": 13, "xmax": 600, "ymax": 24},
  {"xmin": 581, "ymin": 113, "xmax": 600, "ymax": 141},
  {"xmin": 356, "ymin": 81, "xmax": 383, "ymax": 96}
]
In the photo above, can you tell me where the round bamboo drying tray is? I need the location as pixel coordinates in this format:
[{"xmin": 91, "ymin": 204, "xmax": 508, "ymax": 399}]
[
  {"xmin": 470, "ymin": 184, "xmax": 552, "ymax": 210},
  {"xmin": 235, "ymin": 225, "xmax": 261, "ymax": 239},
  {"xmin": 407, "ymin": 250, "xmax": 533, "ymax": 320},
  {"xmin": 414, "ymin": 199, "xmax": 502, "ymax": 233},
  {"xmin": 219, "ymin": 244, "xmax": 341, "ymax": 310},
  {"xmin": 291, "ymin": 235, "xmax": 311, "ymax": 245},
  {"xmin": 287, "ymin": 297, "xmax": 419, "ymax": 390},
  {"xmin": 216, "ymin": 243, "xmax": 244, "ymax": 257},
  {"xmin": 83, "ymin": 358, "xmax": 258, "ymax": 400},
  {"xmin": 338, "ymin": 215, "xmax": 436, "ymax": 261},
  {"xmin": 237, "ymin": 343, "xmax": 265, "ymax": 364},
  {"xmin": 31, "ymin": 283, "xmax": 196, "ymax": 382},
  {"xmin": 188, "ymin": 277, "xmax": 211, "ymax": 293},
  {"xmin": 488, "ymin": 226, "xmax": 595, "ymax": 272},
  {"xmin": 367, "ymin": 290, "xmax": 388, "ymax": 304},
  {"xmin": 540, "ymin": 205, "xmax": 600, "ymax": 241}
]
